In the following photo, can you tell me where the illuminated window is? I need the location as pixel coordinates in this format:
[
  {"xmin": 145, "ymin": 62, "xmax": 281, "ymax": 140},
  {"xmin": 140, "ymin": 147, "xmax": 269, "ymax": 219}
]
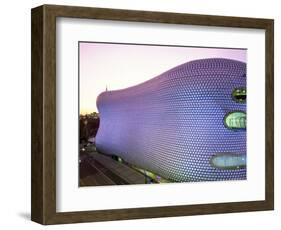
[
  {"xmin": 224, "ymin": 111, "xmax": 246, "ymax": 130},
  {"xmin": 232, "ymin": 87, "xmax": 246, "ymax": 103},
  {"xmin": 210, "ymin": 153, "xmax": 246, "ymax": 170}
]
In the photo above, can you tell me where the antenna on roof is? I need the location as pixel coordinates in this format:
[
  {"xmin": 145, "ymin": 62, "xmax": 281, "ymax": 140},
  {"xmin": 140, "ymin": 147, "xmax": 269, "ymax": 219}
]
[{"xmin": 105, "ymin": 85, "xmax": 108, "ymax": 92}]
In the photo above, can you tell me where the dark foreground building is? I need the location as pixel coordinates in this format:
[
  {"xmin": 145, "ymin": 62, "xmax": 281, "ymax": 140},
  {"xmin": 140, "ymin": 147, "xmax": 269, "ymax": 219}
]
[{"xmin": 95, "ymin": 58, "xmax": 246, "ymax": 182}]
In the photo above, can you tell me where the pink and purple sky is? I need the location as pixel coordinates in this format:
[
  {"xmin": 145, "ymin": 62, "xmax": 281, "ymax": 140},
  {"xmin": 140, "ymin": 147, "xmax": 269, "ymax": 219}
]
[{"xmin": 79, "ymin": 42, "xmax": 246, "ymax": 114}]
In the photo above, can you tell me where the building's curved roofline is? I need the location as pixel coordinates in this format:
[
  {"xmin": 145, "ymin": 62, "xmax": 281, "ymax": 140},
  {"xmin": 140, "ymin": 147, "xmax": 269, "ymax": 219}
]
[{"xmin": 96, "ymin": 58, "xmax": 246, "ymax": 105}]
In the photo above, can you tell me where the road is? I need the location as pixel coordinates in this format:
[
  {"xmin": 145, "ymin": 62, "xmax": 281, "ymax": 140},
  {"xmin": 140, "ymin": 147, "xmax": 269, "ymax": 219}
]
[{"xmin": 79, "ymin": 151, "xmax": 152, "ymax": 186}]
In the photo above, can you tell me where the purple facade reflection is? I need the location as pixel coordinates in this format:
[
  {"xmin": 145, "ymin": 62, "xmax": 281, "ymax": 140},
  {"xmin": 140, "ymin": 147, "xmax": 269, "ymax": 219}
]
[{"xmin": 95, "ymin": 58, "xmax": 246, "ymax": 182}]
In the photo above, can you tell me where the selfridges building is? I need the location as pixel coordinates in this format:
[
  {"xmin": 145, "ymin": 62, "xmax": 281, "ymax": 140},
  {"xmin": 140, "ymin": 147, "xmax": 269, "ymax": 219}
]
[{"xmin": 95, "ymin": 58, "xmax": 246, "ymax": 182}]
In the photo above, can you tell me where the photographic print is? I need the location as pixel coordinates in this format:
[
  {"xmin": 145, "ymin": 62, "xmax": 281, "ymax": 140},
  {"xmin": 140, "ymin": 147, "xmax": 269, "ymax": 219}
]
[
  {"xmin": 31, "ymin": 5, "xmax": 274, "ymax": 224},
  {"xmin": 79, "ymin": 42, "xmax": 247, "ymax": 186}
]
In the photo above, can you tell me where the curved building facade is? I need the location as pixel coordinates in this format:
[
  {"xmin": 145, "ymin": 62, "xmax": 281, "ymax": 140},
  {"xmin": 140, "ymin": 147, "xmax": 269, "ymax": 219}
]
[{"xmin": 95, "ymin": 58, "xmax": 246, "ymax": 182}]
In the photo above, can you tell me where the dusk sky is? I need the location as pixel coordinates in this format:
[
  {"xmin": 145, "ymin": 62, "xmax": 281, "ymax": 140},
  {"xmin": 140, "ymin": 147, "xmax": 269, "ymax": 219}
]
[{"xmin": 79, "ymin": 42, "xmax": 246, "ymax": 114}]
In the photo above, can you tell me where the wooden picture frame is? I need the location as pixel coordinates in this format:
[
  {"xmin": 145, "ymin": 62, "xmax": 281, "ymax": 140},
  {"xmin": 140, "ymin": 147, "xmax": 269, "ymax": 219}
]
[{"xmin": 31, "ymin": 4, "xmax": 274, "ymax": 225}]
